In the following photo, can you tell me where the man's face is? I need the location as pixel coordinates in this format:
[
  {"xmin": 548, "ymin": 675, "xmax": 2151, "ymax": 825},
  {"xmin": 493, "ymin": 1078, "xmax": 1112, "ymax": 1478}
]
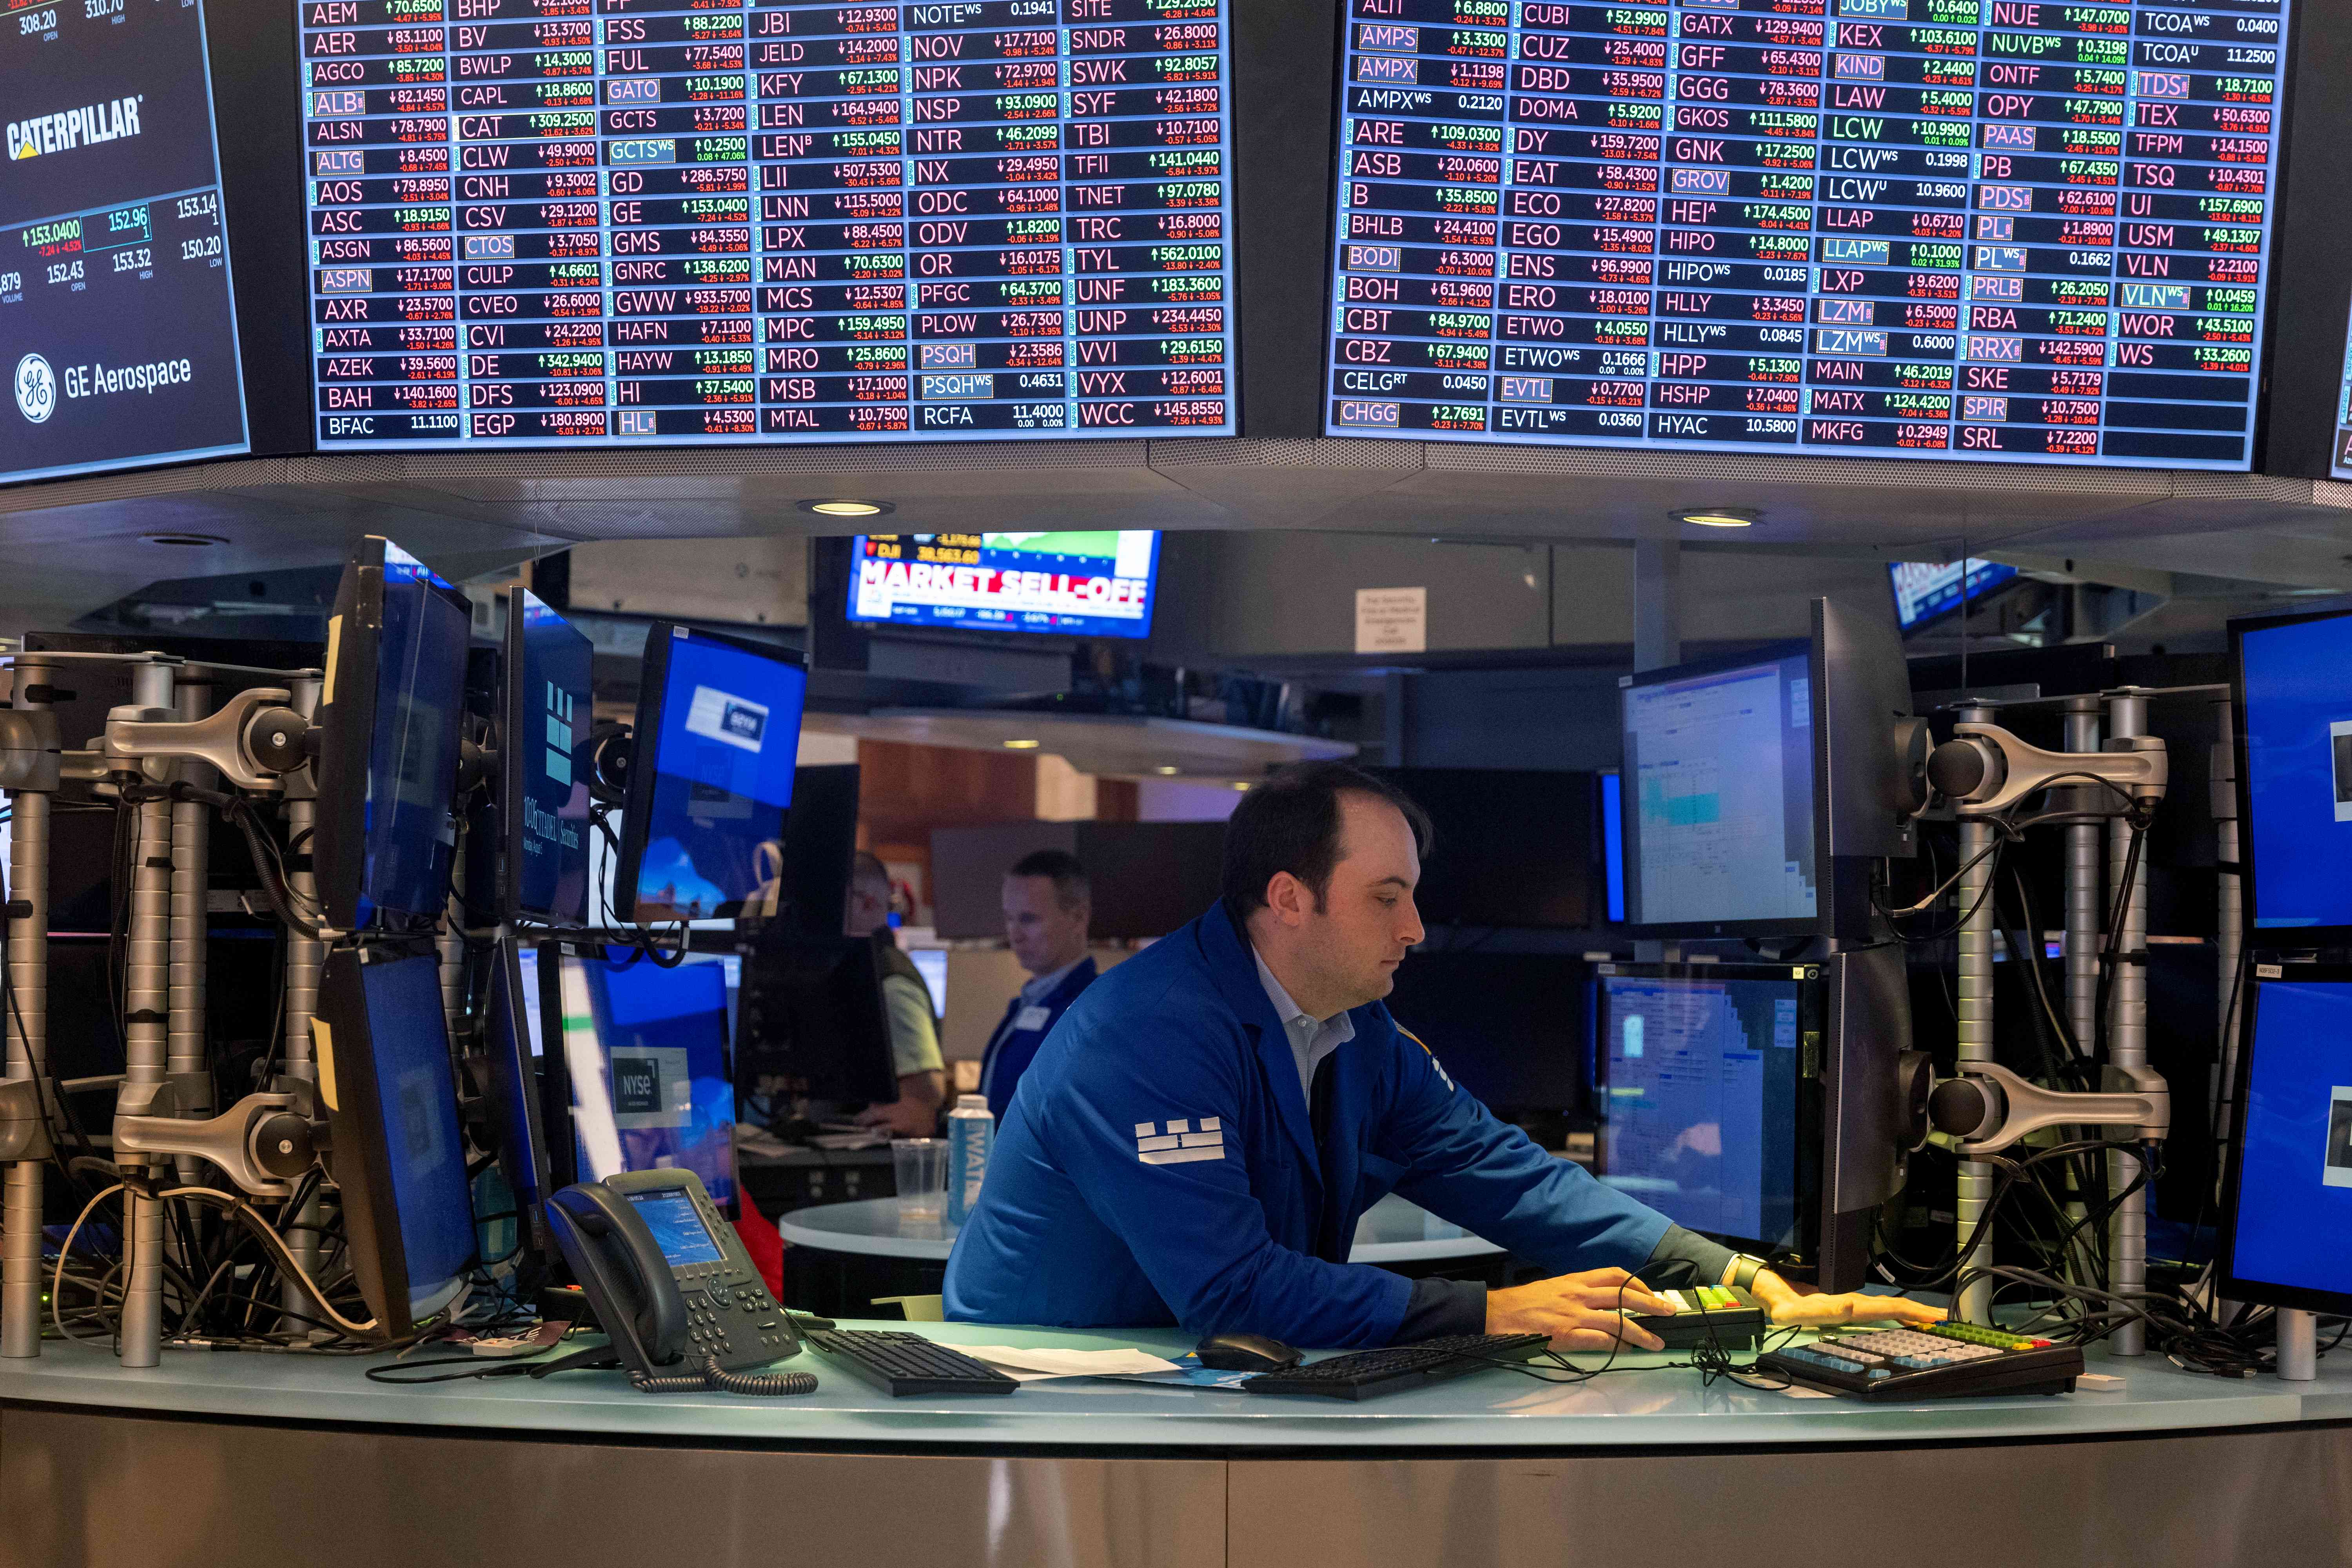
[
  {"xmin": 1004, "ymin": 874, "xmax": 1089, "ymax": 975},
  {"xmin": 1284, "ymin": 793, "xmax": 1424, "ymax": 1012}
]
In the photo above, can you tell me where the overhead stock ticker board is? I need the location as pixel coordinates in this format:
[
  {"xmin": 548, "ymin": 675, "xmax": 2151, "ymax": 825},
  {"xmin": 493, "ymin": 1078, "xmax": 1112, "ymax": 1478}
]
[
  {"xmin": 2, "ymin": 0, "xmax": 248, "ymax": 483},
  {"xmin": 297, "ymin": 0, "xmax": 1235, "ymax": 448},
  {"xmin": 1323, "ymin": 0, "xmax": 2290, "ymax": 468}
]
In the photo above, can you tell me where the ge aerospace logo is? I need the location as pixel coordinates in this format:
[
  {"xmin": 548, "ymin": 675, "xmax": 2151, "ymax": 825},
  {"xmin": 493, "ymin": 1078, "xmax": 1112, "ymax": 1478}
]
[{"xmin": 13, "ymin": 355, "xmax": 54, "ymax": 425}]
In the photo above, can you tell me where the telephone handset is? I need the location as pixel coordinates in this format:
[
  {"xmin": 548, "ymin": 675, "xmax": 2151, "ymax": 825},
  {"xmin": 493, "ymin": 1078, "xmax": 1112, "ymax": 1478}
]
[{"xmin": 544, "ymin": 1168, "xmax": 811, "ymax": 1394}]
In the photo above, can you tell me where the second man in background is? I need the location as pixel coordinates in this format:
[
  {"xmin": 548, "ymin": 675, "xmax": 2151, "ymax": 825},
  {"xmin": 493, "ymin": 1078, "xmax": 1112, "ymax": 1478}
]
[
  {"xmin": 849, "ymin": 851, "xmax": 948, "ymax": 1137},
  {"xmin": 980, "ymin": 849, "xmax": 1098, "ymax": 1123}
]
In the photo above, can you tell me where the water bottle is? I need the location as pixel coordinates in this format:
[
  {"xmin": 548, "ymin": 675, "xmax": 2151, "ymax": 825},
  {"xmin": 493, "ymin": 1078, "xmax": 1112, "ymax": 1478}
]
[{"xmin": 945, "ymin": 1094, "xmax": 994, "ymax": 1225}]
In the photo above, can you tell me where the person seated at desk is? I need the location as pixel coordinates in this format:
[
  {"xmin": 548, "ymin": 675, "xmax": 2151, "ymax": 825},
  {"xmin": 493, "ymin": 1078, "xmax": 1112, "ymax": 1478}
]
[
  {"xmin": 980, "ymin": 849, "xmax": 1100, "ymax": 1124},
  {"xmin": 943, "ymin": 762, "xmax": 1943, "ymax": 1350},
  {"xmin": 846, "ymin": 851, "xmax": 947, "ymax": 1139}
]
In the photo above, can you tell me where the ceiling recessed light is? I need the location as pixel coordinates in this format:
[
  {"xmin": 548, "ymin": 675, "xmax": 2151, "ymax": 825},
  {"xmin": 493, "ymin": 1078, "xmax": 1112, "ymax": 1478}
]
[
  {"xmin": 140, "ymin": 532, "xmax": 228, "ymax": 548},
  {"xmin": 1003, "ymin": 738, "xmax": 1041, "ymax": 750},
  {"xmin": 1231, "ymin": 781, "xmax": 1251, "ymax": 791},
  {"xmin": 1154, "ymin": 766, "xmax": 1180, "ymax": 776},
  {"xmin": 1675, "ymin": 508, "xmax": 1759, "ymax": 529},
  {"xmin": 799, "ymin": 499, "xmax": 893, "ymax": 518}
]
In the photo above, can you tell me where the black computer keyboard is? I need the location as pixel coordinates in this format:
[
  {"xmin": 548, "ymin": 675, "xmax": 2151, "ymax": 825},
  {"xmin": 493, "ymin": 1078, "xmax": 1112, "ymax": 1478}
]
[
  {"xmin": 1757, "ymin": 1323, "xmax": 2085, "ymax": 1401},
  {"xmin": 802, "ymin": 1328, "xmax": 1019, "ymax": 1397},
  {"xmin": 1240, "ymin": 1333, "xmax": 1551, "ymax": 1401}
]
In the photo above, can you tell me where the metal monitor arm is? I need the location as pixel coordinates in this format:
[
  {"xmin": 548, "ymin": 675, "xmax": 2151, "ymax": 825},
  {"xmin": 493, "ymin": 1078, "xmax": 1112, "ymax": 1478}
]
[
  {"xmin": 1928, "ymin": 1059, "xmax": 2169, "ymax": 1156},
  {"xmin": 102, "ymin": 687, "xmax": 313, "ymax": 792},
  {"xmin": 113, "ymin": 1089, "xmax": 322, "ymax": 1201},
  {"xmin": 1927, "ymin": 722, "xmax": 2167, "ymax": 819}
]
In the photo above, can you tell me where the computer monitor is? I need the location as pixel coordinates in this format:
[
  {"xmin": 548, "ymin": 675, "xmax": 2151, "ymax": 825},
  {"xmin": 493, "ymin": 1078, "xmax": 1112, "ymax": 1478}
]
[
  {"xmin": 2232, "ymin": 606, "xmax": 2352, "ymax": 946},
  {"xmin": 1889, "ymin": 560, "xmax": 2022, "ymax": 635},
  {"xmin": 908, "ymin": 948, "xmax": 949, "ymax": 1019},
  {"xmin": 1620, "ymin": 644, "xmax": 1821, "ymax": 937},
  {"xmin": 770, "ymin": 762, "xmax": 861, "ymax": 940},
  {"xmin": 314, "ymin": 950, "xmax": 475, "ymax": 1337},
  {"xmin": 614, "ymin": 623, "xmax": 809, "ymax": 924},
  {"xmin": 312, "ymin": 537, "xmax": 472, "ymax": 931},
  {"xmin": 550, "ymin": 951, "xmax": 738, "ymax": 1209},
  {"xmin": 1381, "ymin": 954, "xmax": 1585, "ymax": 1114},
  {"xmin": 1618, "ymin": 600, "xmax": 1915, "ymax": 940},
  {"xmin": 481, "ymin": 938, "xmax": 551, "ymax": 1249},
  {"xmin": 502, "ymin": 589, "xmax": 593, "ymax": 927},
  {"xmin": 2218, "ymin": 971, "xmax": 2352, "ymax": 1316},
  {"xmin": 1599, "ymin": 771, "xmax": 1627, "ymax": 925},
  {"xmin": 1592, "ymin": 953, "xmax": 1907, "ymax": 1292},
  {"xmin": 736, "ymin": 933, "xmax": 900, "ymax": 1106}
]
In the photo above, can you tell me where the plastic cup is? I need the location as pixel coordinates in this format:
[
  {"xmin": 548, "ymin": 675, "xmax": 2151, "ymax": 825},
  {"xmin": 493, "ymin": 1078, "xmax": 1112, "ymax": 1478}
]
[{"xmin": 894, "ymin": 1138, "xmax": 947, "ymax": 1221}]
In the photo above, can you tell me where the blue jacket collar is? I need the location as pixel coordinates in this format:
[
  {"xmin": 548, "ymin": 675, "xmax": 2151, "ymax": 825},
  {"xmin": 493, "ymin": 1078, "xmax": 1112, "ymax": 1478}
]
[{"xmin": 1194, "ymin": 901, "xmax": 1322, "ymax": 1174}]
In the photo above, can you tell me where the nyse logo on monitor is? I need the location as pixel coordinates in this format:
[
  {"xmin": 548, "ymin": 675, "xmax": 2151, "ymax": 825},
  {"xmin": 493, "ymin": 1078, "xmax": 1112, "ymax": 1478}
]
[
  {"xmin": 685, "ymin": 685, "xmax": 767, "ymax": 754},
  {"xmin": 544, "ymin": 680, "xmax": 574, "ymax": 787}
]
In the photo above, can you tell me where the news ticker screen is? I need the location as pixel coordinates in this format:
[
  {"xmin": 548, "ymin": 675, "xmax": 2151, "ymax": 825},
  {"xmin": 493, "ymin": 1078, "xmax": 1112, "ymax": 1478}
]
[
  {"xmin": 2, "ymin": 0, "xmax": 248, "ymax": 484},
  {"xmin": 298, "ymin": 0, "xmax": 1235, "ymax": 448},
  {"xmin": 846, "ymin": 528, "xmax": 1160, "ymax": 635},
  {"xmin": 1323, "ymin": 0, "xmax": 2289, "ymax": 469}
]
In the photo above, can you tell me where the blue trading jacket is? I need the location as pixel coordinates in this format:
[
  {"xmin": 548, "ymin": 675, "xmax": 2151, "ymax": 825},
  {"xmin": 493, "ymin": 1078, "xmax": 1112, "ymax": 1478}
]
[
  {"xmin": 943, "ymin": 900, "xmax": 1672, "ymax": 1347},
  {"xmin": 977, "ymin": 956, "xmax": 1099, "ymax": 1125}
]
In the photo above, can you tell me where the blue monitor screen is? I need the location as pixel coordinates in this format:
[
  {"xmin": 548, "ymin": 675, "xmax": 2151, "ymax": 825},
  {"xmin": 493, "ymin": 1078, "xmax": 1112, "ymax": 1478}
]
[
  {"xmin": 360, "ymin": 546, "xmax": 468, "ymax": 922},
  {"xmin": 627, "ymin": 628, "xmax": 806, "ymax": 922},
  {"xmin": 1621, "ymin": 649, "xmax": 1817, "ymax": 930},
  {"xmin": 1595, "ymin": 971, "xmax": 1800, "ymax": 1251},
  {"xmin": 1600, "ymin": 770, "xmax": 1626, "ymax": 925},
  {"xmin": 2238, "ymin": 611, "xmax": 2352, "ymax": 935},
  {"xmin": 1890, "ymin": 559, "xmax": 2020, "ymax": 633},
  {"xmin": 2226, "ymin": 979, "xmax": 2352, "ymax": 1305},
  {"xmin": 846, "ymin": 532, "xmax": 1161, "ymax": 639},
  {"xmin": 360, "ymin": 955, "xmax": 474, "ymax": 1321},
  {"xmin": 626, "ymin": 1189, "xmax": 725, "ymax": 1269},
  {"xmin": 485, "ymin": 946, "xmax": 545, "ymax": 1211},
  {"xmin": 560, "ymin": 954, "xmax": 735, "ymax": 1209},
  {"xmin": 512, "ymin": 590, "xmax": 592, "ymax": 925}
]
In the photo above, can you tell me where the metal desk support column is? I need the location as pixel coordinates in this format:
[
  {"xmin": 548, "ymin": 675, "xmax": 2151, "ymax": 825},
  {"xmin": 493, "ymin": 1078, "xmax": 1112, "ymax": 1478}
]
[
  {"xmin": 2106, "ymin": 689, "xmax": 2151, "ymax": 1357},
  {"xmin": 0, "ymin": 660, "xmax": 55, "ymax": 1360},
  {"xmin": 169, "ymin": 671, "xmax": 214, "ymax": 1189},
  {"xmin": 117, "ymin": 662, "xmax": 177, "ymax": 1369},
  {"xmin": 277, "ymin": 674, "xmax": 324, "ymax": 1319},
  {"xmin": 1955, "ymin": 701, "xmax": 1997, "ymax": 1325}
]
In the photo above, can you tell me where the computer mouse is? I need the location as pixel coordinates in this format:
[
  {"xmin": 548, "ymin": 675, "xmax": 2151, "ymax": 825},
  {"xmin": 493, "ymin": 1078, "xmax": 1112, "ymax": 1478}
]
[{"xmin": 1194, "ymin": 1332, "xmax": 1304, "ymax": 1372}]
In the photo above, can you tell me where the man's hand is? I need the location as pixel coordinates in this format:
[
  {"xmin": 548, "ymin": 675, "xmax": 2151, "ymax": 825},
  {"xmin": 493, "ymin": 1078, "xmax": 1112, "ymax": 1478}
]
[
  {"xmin": 854, "ymin": 1098, "xmax": 938, "ymax": 1138},
  {"xmin": 1486, "ymin": 1268, "xmax": 1679, "ymax": 1352},
  {"xmin": 1749, "ymin": 1269, "xmax": 1945, "ymax": 1329}
]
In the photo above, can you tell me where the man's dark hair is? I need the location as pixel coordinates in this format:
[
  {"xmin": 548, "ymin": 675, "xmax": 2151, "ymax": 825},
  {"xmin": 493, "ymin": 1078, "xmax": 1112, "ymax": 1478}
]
[
  {"xmin": 1220, "ymin": 762, "xmax": 1432, "ymax": 929},
  {"xmin": 1007, "ymin": 848, "xmax": 1090, "ymax": 914}
]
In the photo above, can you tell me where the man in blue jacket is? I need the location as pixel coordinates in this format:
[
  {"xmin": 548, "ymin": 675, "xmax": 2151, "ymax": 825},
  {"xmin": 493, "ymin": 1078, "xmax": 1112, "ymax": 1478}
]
[
  {"xmin": 978, "ymin": 848, "xmax": 1099, "ymax": 1124},
  {"xmin": 944, "ymin": 762, "xmax": 1942, "ymax": 1350}
]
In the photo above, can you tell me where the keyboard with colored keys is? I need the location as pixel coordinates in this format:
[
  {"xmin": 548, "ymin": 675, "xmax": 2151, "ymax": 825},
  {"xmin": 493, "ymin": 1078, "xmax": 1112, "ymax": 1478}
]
[
  {"xmin": 1758, "ymin": 1323, "xmax": 2084, "ymax": 1401},
  {"xmin": 1629, "ymin": 1285, "xmax": 1767, "ymax": 1351}
]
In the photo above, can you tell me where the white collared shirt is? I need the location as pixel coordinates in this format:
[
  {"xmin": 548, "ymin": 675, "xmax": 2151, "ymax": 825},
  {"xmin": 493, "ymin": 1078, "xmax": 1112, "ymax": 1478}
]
[
  {"xmin": 1251, "ymin": 947, "xmax": 1356, "ymax": 1102},
  {"xmin": 1018, "ymin": 955, "xmax": 1088, "ymax": 1009}
]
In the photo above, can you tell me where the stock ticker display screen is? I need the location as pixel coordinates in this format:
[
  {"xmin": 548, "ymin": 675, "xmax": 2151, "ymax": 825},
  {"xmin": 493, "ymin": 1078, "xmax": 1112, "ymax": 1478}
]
[
  {"xmin": 1323, "ymin": 0, "xmax": 2290, "ymax": 468},
  {"xmin": 297, "ymin": 0, "xmax": 1235, "ymax": 448},
  {"xmin": 1, "ymin": 0, "xmax": 248, "ymax": 484}
]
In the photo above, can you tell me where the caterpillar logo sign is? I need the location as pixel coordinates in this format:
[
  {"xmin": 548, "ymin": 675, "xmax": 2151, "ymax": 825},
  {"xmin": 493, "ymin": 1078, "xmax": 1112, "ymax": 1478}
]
[{"xmin": 7, "ymin": 94, "xmax": 142, "ymax": 161}]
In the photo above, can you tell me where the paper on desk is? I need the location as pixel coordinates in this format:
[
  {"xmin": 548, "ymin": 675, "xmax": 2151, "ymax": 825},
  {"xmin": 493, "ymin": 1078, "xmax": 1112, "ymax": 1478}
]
[{"xmin": 960, "ymin": 1346, "xmax": 1182, "ymax": 1381}]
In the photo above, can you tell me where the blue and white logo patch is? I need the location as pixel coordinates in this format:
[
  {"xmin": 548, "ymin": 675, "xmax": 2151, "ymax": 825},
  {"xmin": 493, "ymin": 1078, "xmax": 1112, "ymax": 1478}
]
[{"xmin": 1135, "ymin": 1118, "xmax": 1224, "ymax": 1165}]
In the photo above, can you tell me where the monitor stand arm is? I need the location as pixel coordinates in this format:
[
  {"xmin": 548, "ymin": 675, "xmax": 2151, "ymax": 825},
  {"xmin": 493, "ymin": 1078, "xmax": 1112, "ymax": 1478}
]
[{"xmin": 1928, "ymin": 1059, "xmax": 2170, "ymax": 1156}]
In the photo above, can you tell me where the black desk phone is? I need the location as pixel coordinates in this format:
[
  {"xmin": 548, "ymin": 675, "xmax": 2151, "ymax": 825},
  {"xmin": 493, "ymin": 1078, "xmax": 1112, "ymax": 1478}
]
[{"xmin": 544, "ymin": 1169, "xmax": 811, "ymax": 1395}]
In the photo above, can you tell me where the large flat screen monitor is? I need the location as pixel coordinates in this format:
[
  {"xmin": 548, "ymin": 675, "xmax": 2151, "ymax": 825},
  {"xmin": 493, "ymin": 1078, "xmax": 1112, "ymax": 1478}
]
[
  {"xmin": 482, "ymin": 937, "xmax": 551, "ymax": 1243},
  {"xmin": 1371, "ymin": 766, "xmax": 1599, "ymax": 928},
  {"xmin": 1890, "ymin": 558, "xmax": 2019, "ymax": 633},
  {"xmin": 1619, "ymin": 643, "xmax": 1820, "ymax": 936},
  {"xmin": 316, "ymin": 950, "xmax": 475, "ymax": 1337},
  {"xmin": 313, "ymin": 537, "xmax": 472, "ymax": 931},
  {"xmin": 2333, "ymin": 293, "xmax": 2352, "ymax": 479},
  {"xmin": 1593, "ymin": 965, "xmax": 1810, "ymax": 1258},
  {"xmin": 2232, "ymin": 606, "xmax": 2352, "ymax": 946},
  {"xmin": 1321, "ymin": 0, "xmax": 2289, "ymax": 469},
  {"xmin": 294, "ymin": 0, "xmax": 1236, "ymax": 447},
  {"xmin": 848, "ymin": 532, "xmax": 1161, "ymax": 639},
  {"xmin": 2, "ymin": 0, "xmax": 248, "ymax": 483},
  {"xmin": 615, "ymin": 623, "xmax": 807, "ymax": 924},
  {"xmin": 552, "ymin": 950, "xmax": 738, "ymax": 1209},
  {"xmin": 2218, "ymin": 970, "xmax": 2352, "ymax": 1316},
  {"xmin": 502, "ymin": 588, "xmax": 593, "ymax": 927}
]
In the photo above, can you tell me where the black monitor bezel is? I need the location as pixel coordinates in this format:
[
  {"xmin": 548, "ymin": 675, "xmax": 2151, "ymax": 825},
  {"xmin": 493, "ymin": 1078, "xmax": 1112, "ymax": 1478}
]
[
  {"xmin": 482, "ymin": 936, "xmax": 552, "ymax": 1252},
  {"xmin": 613, "ymin": 621, "xmax": 806, "ymax": 926},
  {"xmin": 2229, "ymin": 604, "xmax": 2352, "ymax": 953},
  {"xmin": 736, "ymin": 932, "xmax": 900, "ymax": 1107},
  {"xmin": 1588, "ymin": 961, "xmax": 1826, "ymax": 1267},
  {"xmin": 315, "ymin": 947, "xmax": 474, "ymax": 1339},
  {"xmin": 2214, "ymin": 963, "xmax": 2352, "ymax": 1318},
  {"xmin": 500, "ymin": 587, "xmax": 593, "ymax": 929},
  {"xmin": 1616, "ymin": 639, "xmax": 1828, "ymax": 940}
]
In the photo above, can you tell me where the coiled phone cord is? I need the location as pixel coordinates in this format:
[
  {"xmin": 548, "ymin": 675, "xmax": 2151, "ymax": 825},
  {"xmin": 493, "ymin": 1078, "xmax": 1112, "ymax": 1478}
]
[{"xmin": 629, "ymin": 1355, "xmax": 818, "ymax": 1397}]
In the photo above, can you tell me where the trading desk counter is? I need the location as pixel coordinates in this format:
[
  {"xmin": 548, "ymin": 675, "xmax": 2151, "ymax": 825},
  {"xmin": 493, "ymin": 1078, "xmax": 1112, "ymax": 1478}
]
[{"xmin": 3, "ymin": 1322, "xmax": 2347, "ymax": 1568}]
